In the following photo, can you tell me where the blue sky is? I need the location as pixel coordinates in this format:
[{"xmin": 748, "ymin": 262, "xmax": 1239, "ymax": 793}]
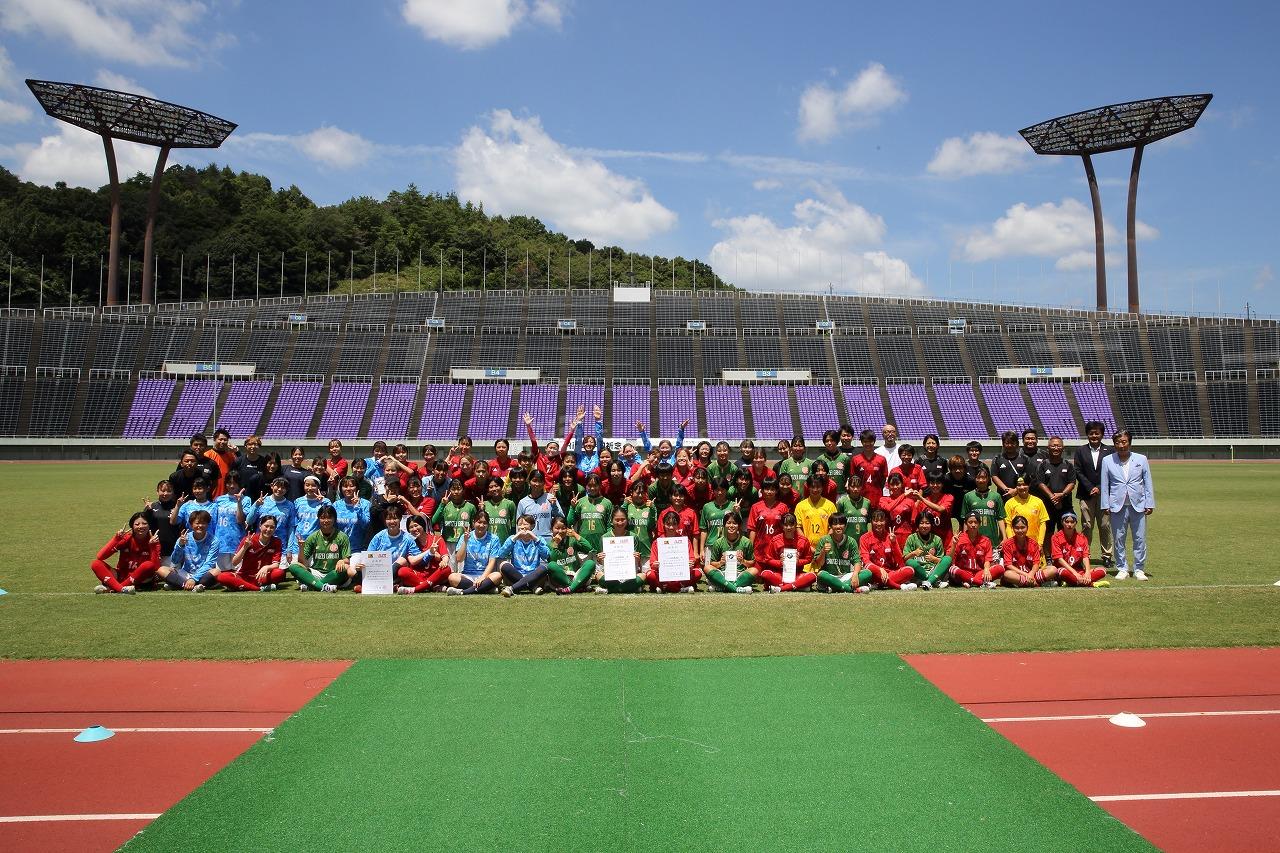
[{"xmin": 0, "ymin": 0, "xmax": 1275, "ymax": 316}]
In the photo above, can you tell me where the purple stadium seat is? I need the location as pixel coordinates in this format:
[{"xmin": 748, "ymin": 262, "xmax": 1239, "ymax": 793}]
[
  {"xmin": 1072, "ymin": 381, "xmax": 1118, "ymax": 435},
  {"xmin": 264, "ymin": 381, "xmax": 323, "ymax": 438},
  {"xmin": 165, "ymin": 379, "xmax": 220, "ymax": 438},
  {"xmin": 932, "ymin": 384, "xmax": 988, "ymax": 439},
  {"xmin": 980, "ymin": 384, "xmax": 1033, "ymax": 436},
  {"xmin": 886, "ymin": 384, "xmax": 939, "ymax": 440},
  {"xmin": 749, "ymin": 385, "xmax": 793, "ymax": 441},
  {"xmin": 468, "ymin": 384, "xmax": 513, "ymax": 441},
  {"xmin": 316, "ymin": 381, "xmax": 372, "ymax": 440},
  {"xmin": 516, "ymin": 384, "xmax": 559, "ymax": 443},
  {"xmin": 842, "ymin": 385, "xmax": 886, "ymax": 433},
  {"xmin": 123, "ymin": 378, "xmax": 175, "ymax": 438},
  {"xmin": 704, "ymin": 385, "xmax": 746, "ymax": 440},
  {"xmin": 659, "ymin": 385, "xmax": 698, "ymax": 439},
  {"xmin": 794, "ymin": 385, "xmax": 840, "ymax": 441},
  {"xmin": 563, "ymin": 384, "xmax": 604, "ymax": 437},
  {"xmin": 368, "ymin": 383, "xmax": 417, "ymax": 439},
  {"xmin": 417, "ymin": 383, "xmax": 466, "ymax": 441},
  {"xmin": 1027, "ymin": 383, "xmax": 1080, "ymax": 439},
  {"xmin": 611, "ymin": 385, "xmax": 650, "ymax": 440},
  {"xmin": 216, "ymin": 380, "xmax": 272, "ymax": 439}
]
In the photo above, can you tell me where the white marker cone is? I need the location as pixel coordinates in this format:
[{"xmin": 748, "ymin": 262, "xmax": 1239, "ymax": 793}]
[{"xmin": 1108, "ymin": 712, "xmax": 1146, "ymax": 728}]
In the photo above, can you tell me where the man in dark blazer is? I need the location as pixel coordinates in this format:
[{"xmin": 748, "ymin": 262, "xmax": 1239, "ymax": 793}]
[{"xmin": 1072, "ymin": 421, "xmax": 1113, "ymax": 568}]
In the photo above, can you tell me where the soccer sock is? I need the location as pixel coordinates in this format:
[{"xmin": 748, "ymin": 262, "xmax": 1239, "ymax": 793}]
[
  {"xmin": 817, "ymin": 570, "xmax": 852, "ymax": 592},
  {"xmin": 706, "ymin": 569, "xmax": 730, "ymax": 590},
  {"xmin": 545, "ymin": 562, "xmax": 573, "ymax": 587},
  {"xmin": 949, "ymin": 567, "xmax": 974, "ymax": 585},
  {"xmin": 758, "ymin": 570, "xmax": 782, "ymax": 586},
  {"xmin": 426, "ymin": 564, "xmax": 452, "ymax": 588},
  {"xmin": 127, "ymin": 560, "xmax": 159, "ymax": 587},
  {"xmin": 1089, "ymin": 568, "xmax": 1106, "ymax": 583},
  {"xmin": 887, "ymin": 567, "xmax": 915, "ymax": 589},
  {"xmin": 605, "ymin": 577, "xmax": 643, "ymax": 593},
  {"xmin": 218, "ymin": 574, "xmax": 256, "ymax": 591},
  {"xmin": 509, "ymin": 566, "xmax": 548, "ymax": 594},
  {"xmin": 162, "ymin": 570, "xmax": 186, "ymax": 589},
  {"xmin": 395, "ymin": 566, "xmax": 419, "ymax": 585},
  {"xmin": 927, "ymin": 557, "xmax": 952, "ymax": 584},
  {"xmin": 790, "ymin": 572, "xmax": 816, "ymax": 591},
  {"xmin": 90, "ymin": 560, "xmax": 124, "ymax": 592},
  {"xmin": 856, "ymin": 568, "xmax": 874, "ymax": 585},
  {"xmin": 287, "ymin": 563, "xmax": 323, "ymax": 590},
  {"xmin": 906, "ymin": 558, "xmax": 926, "ymax": 581},
  {"xmin": 644, "ymin": 569, "xmax": 660, "ymax": 590},
  {"xmin": 569, "ymin": 559, "xmax": 596, "ymax": 592}
]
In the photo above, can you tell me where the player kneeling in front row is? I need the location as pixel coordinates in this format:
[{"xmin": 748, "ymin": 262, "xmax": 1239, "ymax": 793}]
[
  {"xmin": 548, "ymin": 516, "xmax": 598, "ymax": 595},
  {"xmin": 286, "ymin": 505, "xmax": 352, "ymax": 592},
  {"xmin": 758, "ymin": 512, "xmax": 816, "ymax": 592},
  {"xmin": 947, "ymin": 512, "xmax": 1001, "ymax": 589},
  {"xmin": 395, "ymin": 516, "xmax": 452, "ymax": 594},
  {"xmin": 705, "ymin": 512, "xmax": 757, "ymax": 593},
  {"xmin": 156, "ymin": 510, "xmax": 217, "ymax": 591},
  {"xmin": 904, "ymin": 513, "xmax": 953, "ymax": 590},
  {"xmin": 646, "ymin": 509, "xmax": 702, "ymax": 592},
  {"xmin": 499, "ymin": 515, "xmax": 552, "ymax": 596},
  {"xmin": 1000, "ymin": 515, "xmax": 1055, "ymax": 588},
  {"xmin": 216, "ymin": 515, "xmax": 287, "ymax": 591},
  {"xmin": 91, "ymin": 512, "xmax": 162, "ymax": 594},
  {"xmin": 593, "ymin": 507, "xmax": 646, "ymax": 594},
  {"xmin": 859, "ymin": 508, "xmax": 917, "ymax": 590},
  {"xmin": 447, "ymin": 511, "xmax": 503, "ymax": 595},
  {"xmin": 1051, "ymin": 512, "xmax": 1109, "ymax": 588},
  {"xmin": 813, "ymin": 513, "xmax": 870, "ymax": 593}
]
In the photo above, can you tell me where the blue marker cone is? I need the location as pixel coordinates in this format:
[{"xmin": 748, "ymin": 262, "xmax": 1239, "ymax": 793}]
[{"xmin": 74, "ymin": 725, "xmax": 115, "ymax": 743}]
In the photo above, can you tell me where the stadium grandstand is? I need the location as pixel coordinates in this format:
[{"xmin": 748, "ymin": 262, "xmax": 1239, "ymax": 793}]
[{"xmin": 0, "ymin": 287, "xmax": 1276, "ymax": 451}]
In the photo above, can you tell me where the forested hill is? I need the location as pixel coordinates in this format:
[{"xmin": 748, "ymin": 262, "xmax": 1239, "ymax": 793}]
[{"xmin": 0, "ymin": 164, "xmax": 729, "ymax": 306}]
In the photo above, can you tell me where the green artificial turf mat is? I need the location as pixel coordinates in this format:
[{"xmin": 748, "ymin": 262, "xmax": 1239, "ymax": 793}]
[{"xmin": 122, "ymin": 655, "xmax": 1152, "ymax": 852}]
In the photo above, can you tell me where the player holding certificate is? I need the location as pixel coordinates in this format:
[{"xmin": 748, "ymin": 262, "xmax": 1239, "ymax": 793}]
[
  {"xmin": 596, "ymin": 507, "xmax": 645, "ymax": 594},
  {"xmin": 646, "ymin": 510, "xmax": 701, "ymax": 593},
  {"xmin": 757, "ymin": 512, "xmax": 816, "ymax": 592},
  {"xmin": 705, "ymin": 512, "xmax": 756, "ymax": 593}
]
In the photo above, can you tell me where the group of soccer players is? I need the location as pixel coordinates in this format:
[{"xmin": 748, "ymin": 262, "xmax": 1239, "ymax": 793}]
[{"xmin": 91, "ymin": 408, "xmax": 1120, "ymax": 596}]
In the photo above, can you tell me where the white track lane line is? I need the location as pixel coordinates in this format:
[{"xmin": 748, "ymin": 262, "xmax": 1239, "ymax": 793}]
[
  {"xmin": 1091, "ymin": 790, "xmax": 1280, "ymax": 802},
  {"xmin": 0, "ymin": 727, "xmax": 272, "ymax": 734},
  {"xmin": 0, "ymin": 813, "xmax": 161, "ymax": 823},
  {"xmin": 980, "ymin": 709, "xmax": 1280, "ymax": 723}
]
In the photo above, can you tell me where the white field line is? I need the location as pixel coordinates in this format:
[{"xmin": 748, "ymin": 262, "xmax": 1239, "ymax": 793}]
[
  {"xmin": 981, "ymin": 709, "xmax": 1280, "ymax": 723},
  {"xmin": 0, "ymin": 726, "xmax": 272, "ymax": 734},
  {"xmin": 0, "ymin": 813, "xmax": 161, "ymax": 823},
  {"xmin": 1091, "ymin": 789, "xmax": 1280, "ymax": 802}
]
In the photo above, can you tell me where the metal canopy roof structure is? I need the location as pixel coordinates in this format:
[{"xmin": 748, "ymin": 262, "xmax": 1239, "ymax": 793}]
[
  {"xmin": 25, "ymin": 80, "xmax": 237, "ymax": 307},
  {"xmin": 1019, "ymin": 94, "xmax": 1212, "ymax": 156},
  {"xmin": 26, "ymin": 79, "xmax": 236, "ymax": 148},
  {"xmin": 1019, "ymin": 94, "xmax": 1212, "ymax": 315}
]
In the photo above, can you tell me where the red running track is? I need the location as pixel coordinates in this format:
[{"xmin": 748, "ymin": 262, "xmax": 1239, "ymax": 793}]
[
  {"xmin": 0, "ymin": 660, "xmax": 350, "ymax": 852},
  {"xmin": 906, "ymin": 648, "xmax": 1280, "ymax": 853}
]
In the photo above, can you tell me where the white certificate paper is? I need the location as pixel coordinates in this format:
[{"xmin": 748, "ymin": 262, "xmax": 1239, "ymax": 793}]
[
  {"xmin": 360, "ymin": 550, "xmax": 393, "ymax": 595},
  {"xmin": 724, "ymin": 550, "xmax": 739, "ymax": 582},
  {"xmin": 656, "ymin": 536, "xmax": 690, "ymax": 583},
  {"xmin": 602, "ymin": 536, "xmax": 636, "ymax": 582},
  {"xmin": 782, "ymin": 548, "xmax": 797, "ymax": 584}
]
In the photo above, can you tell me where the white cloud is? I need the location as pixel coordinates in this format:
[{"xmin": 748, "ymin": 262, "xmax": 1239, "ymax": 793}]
[
  {"xmin": 576, "ymin": 147, "xmax": 707, "ymax": 164},
  {"xmin": 0, "ymin": 45, "xmax": 32, "ymax": 123},
  {"xmin": 927, "ymin": 132, "xmax": 1030, "ymax": 178},
  {"xmin": 228, "ymin": 126, "xmax": 380, "ymax": 170},
  {"xmin": 92, "ymin": 69, "xmax": 155, "ymax": 97},
  {"xmin": 455, "ymin": 109, "xmax": 677, "ymax": 243},
  {"xmin": 0, "ymin": 0, "xmax": 222, "ymax": 68},
  {"xmin": 718, "ymin": 152, "xmax": 867, "ymax": 181},
  {"xmin": 797, "ymin": 62, "xmax": 906, "ymax": 143},
  {"xmin": 17, "ymin": 122, "xmax": 156, "ymax": 188},
  {"xmin": 960, "ymin": 198, "xmax": 1159, "ymax": 267},
  {"xmin": 1254, "ymin": 263, "xmax": 1273, "ymax": 292},
  {"xmin": 401, "ymin": 0, "xmax": 566, "ymax": 49},
  {"xmin": 752, "ymin": 178, "xmax": 782, "ymax": 191},
  {"xmin": 709, "ymin": 186, "xmax": 922, "ymax": 295}
]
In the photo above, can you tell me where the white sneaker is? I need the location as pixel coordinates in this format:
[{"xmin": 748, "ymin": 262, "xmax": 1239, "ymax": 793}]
[
  {"xmin": 767, "ymin": 585, "xmax": 782, "ymax": 593},
  {"xmin": 735, "ymin": 586, "xmax": 753, "ymax": 594},
  {"xmin": 1134, "ymin": 570, "xmax": 1148, "ymax": 581},
  {"xmin": 1114, "ymin": 570, "xmax": 1129, "ymax": 581},
  {"xmin": 396, "ymin": 586, "xmax": 414, "ymax": 595},
  {"xmin": 121, "ymin": 585, "xmax": 136, "ymax": 595},
  {"xmin": 94, "ymin": 584, "xmax": 109, "ymax": 594},
  {"xmin": 298, "ymin": 583, "xmax": 310, "ymax": 591},
  {"xmin": 446, "ymin": 587, "xmax": 465, "ymax": 596},
  {"xmin": 258, "ymin": 584, "xmax": 276, "ymax": 592},
  {"xmin": 681, "ymin": 585, "xmax": 695, "ymax": 593},
  {"xmin": 901, "ymin": 583, "xmax": 918, "ymax": 591},
  {"xmin": 981, "ymin": 581, "xmax": 997, "ymax": 589},
  {"xmin": 856, "ymin": 585, "xmax": 871, "ymax": 594},
  {"xmin": 534, "ymin": 586, "xmax": 545, "ymax": 595},
  {"xmin": 193, "ymin": 584, "xmax": 206, "ymax": 593},
  {"xmin": 501, "ymin": 587, "xmax": 514, "ymax": 597},
  {"xmin": 321, "ymin": 583, "xmax": 338, "ymax": 593},
  {"xmin": 920, "ymin": 581, "xmax": 933, "ymax": 590},
  {"xmin": 937, "ymin": 581, "xmax": 949, "ymax": 589},
  {"xmin": 594, "ymin": 586, "xmax": 609, "ymax": 595}
]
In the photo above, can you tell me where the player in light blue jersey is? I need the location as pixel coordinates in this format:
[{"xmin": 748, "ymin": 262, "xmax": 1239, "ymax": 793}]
[
  {"xmin": 334, "ymin": 475, "xmax": 372, "ymax": 552},
  {"xmin": 250, "ymin": 477, "xmax": 296, "ymax": 555},
  {"xmin": 365, "ymin": 507, "xmax": 424, "ymax": 575},
  {"xmin": 446, "ymin": 510, "xmax": 503, "ymax": 595},
  {"xmin": 210, "ymin": 471, "xmax": 252, "ymax": 570},
  {"xmin": 497, "ymin": 515, "xmax": 551, "ymax": 597},
  {"xmin": 157, "ymin": 510, "xmax": 218, "ymax": 591},
  {"xmin": 291, "ymin": 476, "xmax": 333, "ymax": 556},
  {"xmin": 172, "ymin": 477, "xmax": 216, "ymax": 535}
]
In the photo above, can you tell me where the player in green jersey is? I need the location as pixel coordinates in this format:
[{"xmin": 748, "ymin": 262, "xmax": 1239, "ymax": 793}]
[
  {"xmin": 704, "ymin": 512, "xmax": 756, "ymax": 592},
  {"xmin": 568, "ymin": 473, "xmax": 613, "ymax": 557},
  {"xmin": 813, "ymin": 514, "xmax": 871, "ymax": 593},
  {"xmin": 482, "ymin": 478, "xmax": 518, "ymax": 543},
  {"xmin": 903, "ymin": 513, "xmax": 952, "ymax": 589},
  {"xmin": 546, "ymin": 516, "xmax": 597, "ymax": 594},
  {"xmin": 699, "ymin": 478, "xmax": 735, "ymax": 553},
  {"xmin": 431, "ymin": 479, "xmax": 476, "ymax": 554},
  {"xmin": 287, "ymin": 504, "xmax": 353, "ymax": 592},
  {"xmin": 706, "ymin": 441, "xmax": 737, "ymax": 485},
  {"xmin": 776, "ymin": 436, "xmax": 812, "ymax": 481},
  {"xmin": 960, "ymin": 468, "xmax": 1006, "ymax": 547},
  {"xmin": 625, "ymin": 480, "xmax": 657, "ymax": 562},
  {"xmin": 817, "ymin": 429, "xmax": 851, "ymax": 489},
  {"xmin": 834, "ymin": 472, "xmax": 873, "ymax": 540},
  {"xmin": 595, "ymin": 506, "xmax": 646, "ymax": 594}
]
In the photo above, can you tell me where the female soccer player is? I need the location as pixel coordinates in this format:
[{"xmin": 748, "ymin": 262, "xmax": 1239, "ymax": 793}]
[
  {"xmin": 859, "ymin": 508, "xmax": 917, "ymax": 591},
  {"xmin": 687, "ymin": 466, "xmax": 713, "ymax": 514},
  {"xmin": 431, "ymin": 478, "xmax": 476, "ymax": 553},
  {"xmin": 209, "ymin": 471, "xmax": 251, "ymax": 572},
  {"xmin": 523, "ymin": 411, "xmax": 563, "ymax": 489},
  {"xmin": 746, "ymin": 477, "xmax": 788, "ymax": 550},
  {"xmin": 91, "ymin": 512, "xmax": 160, "ymax": 594},
  {"xmin": 171, "ymin": 477, "xmax": 215, "ymax": 532},
  {"xmin": 569, "ymin": 473, "xmax": 613, "ymax": 560},
  {"xmin": 593, "ymin": 507, "xmax": 645, "ymax": 594},
  {"xmin": 157, "ymin": 510, "xmax": 217, "ymax": 592},
  {"xmin": 817, "ymin": 429, "xmax": 850, "ymax": 488},
  {"xmin": 903, "ymin": 513, "xmax": 952, "ymax": 590},
  {"xmin": 602, "ymin": 459, "xmax": 630, "ymax": 507},
  {"xmin": 636, "ymin": 418, "xmax": 687, "ymax": 466},
  {"xmin": 282, "ymin": 447, "xmax": 310, "ymax": 500},
  {"xmin": 707, "ymin": 441, "xmax": 736, "ymax": 484},
  {"xmin": 960, "ymin": 468, "xmax": 1006, "ymax": 550},
  {"xmin": 775, "ymin": 472, "xmax": 800, "ymax": 509},
  {"xmin": 217, "ymin": 515, "xmax": 286, "ymax": 591},
  {"xmin": 624, "ymin": 479, "xmax": 656, "ymax": 563},
  {"xmin": 834, "ymin": 472, "xmax": 872, "ymax": 540},
  {"xmin": 292, "ymin": 476, "xmax": 333, "ymax": 557},
  {"xmin": 757, "ymin": 512, "xmax": 816, "ymax": 593},
  {"xmin": 728, "ymin": 468, "xmax": 757, "ymax": 520},
  {"xmin": 446, "ymin": 511, "xmax": 503, "ymax": 595},
  {"xmin": 250, "ymin": 477, "xmax": 296, "ymax": 554},
  {"xmin": 482, "ymin": 477, "xmax": 518, "ymax": 543},
  {"xmin": 547, "ymin": 516, "xmax": 596, "ymax": 595},
  {"xmin": 1000, "ymin": 515, "xmax": 1053, "ymax": 588},
  {"xmin": 918, "ymin": 475, "xmax": 956, "ymax": 550},
  {"xmin": 569, "ymin": 405, "xmax": 605, "ymax": 475},
  {"xmin": 1004, "ymin": 477, "xmax": 1049, "ymax": 547},
  {"xmin": 554, "ymin": 467, "xmax": 583, "ymax": 514},
  {"xmin": 889, "ymin": 443, "xmax": 926, "ymax": 493},
  {"xmin": 367, "ymin": 507, "xmax": 424, "ymax": 585},
  {"xmin": 394, "ymin": 516, "xmax": 454, "ymax": 594},
  {"xmin": 488, "ymin": 438, "xmax": 518, "ymax": 479},
  {"xmin": 672, "ymin": 447, "xmax": 697, "ymax": 492},
  {"xmin": 705, "ymin": 511, "xmax": 756, "ymax": 593},
  {"xmin": 646, "ymin": 509, "xmax": 702, "ymax": 592},
  {"xmin": 948, "ymin": 512, "xmax": 1001, "ymax": 589},
  {"xmin": 848, "ymin": 429, "xmax": 887, "ymax": 507},
  {"xmin": 693, "ymin": 440, "xmax": 713, "ymax": 470},
  {"xmin": 795, "ymin": 473, "xmax": 838, "ymax": 543},
  {"xmin": 1051, "ymin": 512, "xmax": 1109, "ymax": 588},
  {"xmin": 666, "ymin": 485, "xmax": 700, "ymax": 542},
  {"xmin": 498, "ymin": 515, "xmax": 552, "ymax": 596},
  {"xmin": 813, "ymin": 513, "xmax": 868, "ymax": 593},
  {"xmin": 334, "ymin": 476, "xmax": 372, "ymax": 552},
  {"xmin": 879, "ymin": 473, "xmax": 919, "ymax": 553},
  {"xmin": 699, "ymin": 478, "xmax": 734, "ymax": 552}
]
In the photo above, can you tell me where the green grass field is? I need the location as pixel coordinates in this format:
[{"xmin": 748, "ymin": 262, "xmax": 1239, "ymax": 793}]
[{"xmin": 1, "ymin": 461, "xmax": 1276, "ymax": 660}]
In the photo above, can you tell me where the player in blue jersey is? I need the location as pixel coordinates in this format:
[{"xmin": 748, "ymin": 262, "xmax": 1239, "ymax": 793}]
[
  {"xmin": 157, "ymin": 510, "xmax": 217, "ymax": 591},
  {"xmin": 291, "ymin": 476, "xmax": 333, "ymax": 556},
  {"xmin": 497, "ymin": 515, "xmax": 552, "ymax": 596},
  {"xmin": 333, "ymin": 475, "xmax": 373, "ymax": 552}
]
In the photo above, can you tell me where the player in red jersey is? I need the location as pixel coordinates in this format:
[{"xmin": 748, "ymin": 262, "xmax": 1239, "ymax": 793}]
[
  {"xmin": 646, "ymin": 509, "xmax": 702, "ymax": 592},
  {"xmin": 748, "ymin": 448, "xmax": 773, "ymax": 490},
  {"xmin": 848, "ymin": 429, "xmax": 887, "ymax": 507},
  {"xmin": 858, "ymin": 508, "xmax": 917, "ymax": 590},
  {"xmin": 487, "ymin": 438, "xmax": 519, "ymax": 479},
  {"xmin": 1051, "ymin": 512, "xmax": 1109, "ymax": 588},
  {"xmin": 879, "ymin": 473, "xmax": 919, "ymax": 553},
  {"xmin": 757, "ymin": 513, "xmax": 816, "ymax": 592},
  {"xmin": 91, "ymin": 512, "xmax": 161, "ymax": 594},
  {"xmin": 948, "ymin": 512, "xmax": 1001, "ymax": 589},
  {"xmin": 395, "ymin": 516, "xmax": 454, "ymax": 594},
  {"xmin": 918, "ymin": 475, "xmax": 956, "ymax": 550},
  {"xmin": 746, "ymin": 478, "xmax": 789, "ymax": 550},
  {"xmin": 668, "ymin": 486, "xmax": 701, "ymax": 542},
  {"xmin": 888, "ymin": 443, "xmax": 926, "ymax": 493},
  {"xmin": 999, "ymin": 515, "xmax": 1053, "ymax": 588},
  {"xmin": 217, "ymin": 515, "xmax": 286, "ymax": 591}
]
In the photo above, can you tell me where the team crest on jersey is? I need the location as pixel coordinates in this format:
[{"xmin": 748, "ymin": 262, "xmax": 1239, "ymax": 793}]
[
  {"xmin": 499, "ymin": 509, "xmax": 507, "ymax": 517},
  {"xmin": 987, "ymin": 500, "xmax": 995, "ymax": 509},
  {"xmin": 329, "ymin": 543, "xmax": 338, "ymax": 552}
]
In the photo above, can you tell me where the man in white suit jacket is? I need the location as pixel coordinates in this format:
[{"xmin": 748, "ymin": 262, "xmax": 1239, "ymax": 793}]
[{"xmin": 1099, "ymin": 430, "xmax": 1155, "ymax": 580}]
